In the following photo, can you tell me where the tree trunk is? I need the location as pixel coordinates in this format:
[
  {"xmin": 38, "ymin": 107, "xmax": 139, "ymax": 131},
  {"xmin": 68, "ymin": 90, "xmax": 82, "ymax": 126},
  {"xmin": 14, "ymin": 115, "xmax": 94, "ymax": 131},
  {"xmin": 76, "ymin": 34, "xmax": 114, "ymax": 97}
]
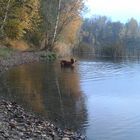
[
  {"xmin": 0, "ymin": 0, "xmax": 11, "ymax": 36},
  {"xmin": 51, "ymin": 0, "xmax": 62, "ymax": 49},
  {"xmin": 40, "ymin": 33, "xmax": 48, "ymax": 50}
]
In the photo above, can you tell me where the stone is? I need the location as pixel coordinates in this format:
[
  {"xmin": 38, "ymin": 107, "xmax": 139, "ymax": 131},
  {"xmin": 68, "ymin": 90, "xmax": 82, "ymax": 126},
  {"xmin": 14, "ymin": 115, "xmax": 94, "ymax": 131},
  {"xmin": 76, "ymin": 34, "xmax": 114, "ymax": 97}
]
[{"xmin": 62, "ymin": 137, "xmax": 70, "ymax": 140}]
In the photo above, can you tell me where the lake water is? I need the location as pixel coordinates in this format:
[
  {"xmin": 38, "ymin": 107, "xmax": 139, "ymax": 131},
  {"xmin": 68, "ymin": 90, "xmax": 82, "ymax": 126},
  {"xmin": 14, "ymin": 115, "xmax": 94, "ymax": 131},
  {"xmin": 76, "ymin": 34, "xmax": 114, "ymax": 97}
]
[{"xmin": 1, "ymin": 56, "xmax": 140, "ymax": 140}]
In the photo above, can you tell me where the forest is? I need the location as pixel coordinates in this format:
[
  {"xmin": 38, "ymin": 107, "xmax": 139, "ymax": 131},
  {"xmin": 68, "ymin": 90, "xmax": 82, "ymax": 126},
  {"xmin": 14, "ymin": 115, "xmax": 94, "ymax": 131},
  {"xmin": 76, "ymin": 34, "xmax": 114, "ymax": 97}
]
[
  {"xmin": 0, "ymin": 0, "xmax": 84, "ymax": 56},
  {"xmin": 77, "ymin": 16, "xmax": 140, "ymax": 57}
]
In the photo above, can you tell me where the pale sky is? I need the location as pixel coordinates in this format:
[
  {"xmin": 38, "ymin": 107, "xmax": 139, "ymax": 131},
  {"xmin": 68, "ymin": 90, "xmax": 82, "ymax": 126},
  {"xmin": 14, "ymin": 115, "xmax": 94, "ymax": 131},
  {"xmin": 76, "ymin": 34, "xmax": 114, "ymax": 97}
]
[{"xmin": 86, "ymin": 0, "xmax": 140, "ymax": 23}]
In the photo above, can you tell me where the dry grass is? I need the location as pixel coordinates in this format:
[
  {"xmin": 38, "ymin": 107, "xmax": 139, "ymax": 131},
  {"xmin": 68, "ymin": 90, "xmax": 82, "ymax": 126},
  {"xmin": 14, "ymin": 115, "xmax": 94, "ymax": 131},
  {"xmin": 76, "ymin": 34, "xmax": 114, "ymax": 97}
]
[
  {"xmin": 54, "ymin": 42, "xmax": 72, "ymax": 57},
  {"xmin": 9, "ymin": 40, "xmax": 30, "ymax": 51}
]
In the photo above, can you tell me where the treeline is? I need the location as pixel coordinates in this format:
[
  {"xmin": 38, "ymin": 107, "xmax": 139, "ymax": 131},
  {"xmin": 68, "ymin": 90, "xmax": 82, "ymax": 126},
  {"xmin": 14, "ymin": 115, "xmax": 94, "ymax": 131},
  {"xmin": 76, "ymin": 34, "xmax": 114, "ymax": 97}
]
[
  {"xmin": 0, "ymin": 0, "xmax": 84, "ymax": 55},
  {"xmin": 78, "ymin": 16, "xmax": 140, "ymax": 57}
]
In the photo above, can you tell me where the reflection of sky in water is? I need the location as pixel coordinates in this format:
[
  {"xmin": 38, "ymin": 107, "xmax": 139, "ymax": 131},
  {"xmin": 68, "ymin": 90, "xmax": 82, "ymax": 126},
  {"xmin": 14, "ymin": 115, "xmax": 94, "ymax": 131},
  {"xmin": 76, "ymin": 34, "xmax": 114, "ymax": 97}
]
[{"xmin": 79, "ymin": 60, "xmax": 140, "ymax": 140}]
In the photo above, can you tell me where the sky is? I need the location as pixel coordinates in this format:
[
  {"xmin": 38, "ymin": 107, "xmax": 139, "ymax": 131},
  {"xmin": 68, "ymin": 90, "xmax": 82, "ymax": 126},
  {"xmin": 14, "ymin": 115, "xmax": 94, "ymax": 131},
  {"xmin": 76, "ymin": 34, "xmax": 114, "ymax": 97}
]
[{"xmin": 85, "ymin": 0, "xmax": 140, "ymax": 23}]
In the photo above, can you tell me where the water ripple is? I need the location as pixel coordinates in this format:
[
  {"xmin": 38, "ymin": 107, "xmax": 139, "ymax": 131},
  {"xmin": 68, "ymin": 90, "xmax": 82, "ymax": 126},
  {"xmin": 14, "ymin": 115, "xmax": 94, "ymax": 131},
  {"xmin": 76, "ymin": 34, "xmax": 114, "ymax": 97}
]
[{"xmin": 79, "ymin": 60, "xmax": 137, "ymax": 83}]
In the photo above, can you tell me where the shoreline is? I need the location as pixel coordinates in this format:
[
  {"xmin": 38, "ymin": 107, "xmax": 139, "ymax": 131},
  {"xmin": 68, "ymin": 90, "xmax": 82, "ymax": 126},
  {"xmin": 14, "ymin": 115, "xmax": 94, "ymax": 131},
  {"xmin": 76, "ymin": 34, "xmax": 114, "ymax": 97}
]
[
  {"xmin": 0, "ymin": 51, "xmax": 41, "ymax": 75},
  {"xmin": 0, "ymin": 51, "xmax": 86, "ymax": 140},
  {"xmin": 0, "ymin": 100, "xmax": 85, "ymax": 140}
]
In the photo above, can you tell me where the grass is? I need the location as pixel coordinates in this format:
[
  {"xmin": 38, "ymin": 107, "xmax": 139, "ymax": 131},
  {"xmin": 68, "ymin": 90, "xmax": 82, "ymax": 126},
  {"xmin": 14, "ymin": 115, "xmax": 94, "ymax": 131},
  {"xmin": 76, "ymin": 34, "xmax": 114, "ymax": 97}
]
[{"xmin": 0, "ymin": 47, "xmax": 14, "ymax": 58}]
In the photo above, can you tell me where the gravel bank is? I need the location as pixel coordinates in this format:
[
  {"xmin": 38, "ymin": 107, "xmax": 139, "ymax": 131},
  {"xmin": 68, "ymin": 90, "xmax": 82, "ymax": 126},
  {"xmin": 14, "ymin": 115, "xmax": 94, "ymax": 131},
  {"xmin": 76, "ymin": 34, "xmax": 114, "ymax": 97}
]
[
  {"xmin": 0, "ymin": 100, "xmax": 85, "ymax": 140},
  {"xmin": 0, "ymin": 51, "xmax": 41, "ymax": 74}
]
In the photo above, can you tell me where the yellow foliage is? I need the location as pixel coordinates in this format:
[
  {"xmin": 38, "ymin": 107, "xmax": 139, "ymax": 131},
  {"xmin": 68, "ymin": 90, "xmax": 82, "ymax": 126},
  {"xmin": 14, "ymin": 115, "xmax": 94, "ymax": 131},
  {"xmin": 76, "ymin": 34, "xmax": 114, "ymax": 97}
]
[
  {"xmin": 61, "ymin": 17, "xmax": 82, "ymax": 45},
  {"xmin": 54, "ymin": 42, "xmax": 72, "ymax": 56},
  {"xmin": 54, "ymin": 1, "xmax": 83, "ymax": 56},
  {"xmin": 1, "ymin": 0, "xmax": 41, "ymax": 40},
  {"xmin": 9, "ymin": 40, "xmax": 30, "ymax": 51}
]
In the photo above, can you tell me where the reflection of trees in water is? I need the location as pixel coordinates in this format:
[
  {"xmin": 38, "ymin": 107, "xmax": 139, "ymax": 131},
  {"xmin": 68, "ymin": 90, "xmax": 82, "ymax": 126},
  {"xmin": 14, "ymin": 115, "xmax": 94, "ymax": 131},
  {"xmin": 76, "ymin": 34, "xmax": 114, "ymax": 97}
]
[
  {"xmin": 44, "ymin": 64, "xmax": 88, "ymax": 132},
  {"xmin": 0, "ymin": 62, "xmax": 88, "ymax": 132},
  {"xmin": 1, "ymin": 63, "xmax": 47, "ymax": 114}
]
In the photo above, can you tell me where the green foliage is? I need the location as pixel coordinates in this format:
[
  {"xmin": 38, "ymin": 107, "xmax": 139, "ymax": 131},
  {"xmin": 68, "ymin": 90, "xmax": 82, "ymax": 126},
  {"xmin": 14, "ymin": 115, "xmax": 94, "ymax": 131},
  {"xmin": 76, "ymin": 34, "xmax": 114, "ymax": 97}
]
[
  {"xmin": 25, "ymin": 29, "xmax": 43, "ymax": 47},
  {"xmin": 40, "ymin": 51, "xmax": 57, "ymax": 61},
  {"xmin": 0, "ymin": 0, "xmax": 41, "ymax": 40},
  {"xmin": 0, "ymin": 47, "xmax": 13, "ymax": 58},
  {"xmin": 75, "ymin": 42, "xmax": 94, "ymax": 53},
  {"xmin": 5, "ymin": 19, "xmax": 24, "ymax": 39},
  {"xmin": 80, "ymin": 16, "xmax": 140, "ymax": 57}
]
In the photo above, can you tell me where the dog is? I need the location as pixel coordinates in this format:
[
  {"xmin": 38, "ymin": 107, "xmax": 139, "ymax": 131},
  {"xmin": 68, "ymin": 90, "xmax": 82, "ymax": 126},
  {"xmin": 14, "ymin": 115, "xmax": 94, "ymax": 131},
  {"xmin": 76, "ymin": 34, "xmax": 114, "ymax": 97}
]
[{"xmin": 60, "ymin": 58, "xmax": 76, "ymax": 68}]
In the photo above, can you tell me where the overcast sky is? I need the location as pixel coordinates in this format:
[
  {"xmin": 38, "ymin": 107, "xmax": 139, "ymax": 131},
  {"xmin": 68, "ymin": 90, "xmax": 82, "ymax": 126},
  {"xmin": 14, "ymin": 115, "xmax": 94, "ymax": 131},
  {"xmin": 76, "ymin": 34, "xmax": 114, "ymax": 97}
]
[{"xmin": 85, "ymin": 0, "xmax": 140, "ymax": 23}]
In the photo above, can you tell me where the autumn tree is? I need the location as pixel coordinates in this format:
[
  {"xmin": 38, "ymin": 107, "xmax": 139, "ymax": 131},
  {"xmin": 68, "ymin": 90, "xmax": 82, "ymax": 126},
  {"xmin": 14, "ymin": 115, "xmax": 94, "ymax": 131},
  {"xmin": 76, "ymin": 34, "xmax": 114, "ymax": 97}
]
[
  {"xmin": 0, "ymin": 0, "xmax": 41, "ymax": 40},
  {"xmin": 0, "ymin": 0, "xmax": 84, "ymax": 55},
  {"xmin": 125, "ymin": 18, "xmax": 139, "ymax": 38},
  {"xmin": 41, "ymin": 0, "xmax": 84, "ymax": 51}
]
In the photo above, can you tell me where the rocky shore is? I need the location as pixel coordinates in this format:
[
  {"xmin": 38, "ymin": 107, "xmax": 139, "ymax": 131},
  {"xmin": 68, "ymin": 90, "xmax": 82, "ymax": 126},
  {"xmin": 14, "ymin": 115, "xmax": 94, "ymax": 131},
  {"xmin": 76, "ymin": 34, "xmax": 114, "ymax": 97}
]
[
  {"xmin": 0, "ymin": 100, "xmax": 85, "ymax": 140},
  {"xmin": 0, "ymin": 50, "xmax": 86, "ymax": 140},
  {"xmin": 0, "ymin": 51, "xmax": 41, "ymax": 74}
]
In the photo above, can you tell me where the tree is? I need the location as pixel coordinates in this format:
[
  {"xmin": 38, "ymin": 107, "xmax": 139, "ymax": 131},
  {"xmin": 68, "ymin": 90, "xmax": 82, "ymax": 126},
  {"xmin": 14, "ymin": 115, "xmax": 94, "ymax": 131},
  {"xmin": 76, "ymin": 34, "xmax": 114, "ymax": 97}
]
[
  {"xmin": 51, "ymin": 0, "xmax": 62, "ymax": 48},
  {"xmin": 0, "ymin": 0, "xmax": 41, "ymax": 40},
  {"xmin": 80, "ymin": 16, "xmax": 140, "ymax": 57},
  {"xmin": 0, "ymin": 0, "xmax": 84, "ymax": 54},
  {"xmin": 41, "ymin": 0, "xmax": 84, "ymax": 51},
  {"xmin": 125, "ymin": 18, "xmax": 139, "ymax": 38},
  {"xmin": 0, "ymin": 0, "xmax": 11, "ymax": 38}
]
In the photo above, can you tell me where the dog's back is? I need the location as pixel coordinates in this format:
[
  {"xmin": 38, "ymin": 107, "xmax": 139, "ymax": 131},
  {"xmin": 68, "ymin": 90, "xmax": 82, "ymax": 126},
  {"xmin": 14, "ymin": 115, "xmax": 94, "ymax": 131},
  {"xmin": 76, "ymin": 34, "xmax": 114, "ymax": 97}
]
[{"xmin": 60, "ymin": 58, "xmax": 75, "ymax": 67}]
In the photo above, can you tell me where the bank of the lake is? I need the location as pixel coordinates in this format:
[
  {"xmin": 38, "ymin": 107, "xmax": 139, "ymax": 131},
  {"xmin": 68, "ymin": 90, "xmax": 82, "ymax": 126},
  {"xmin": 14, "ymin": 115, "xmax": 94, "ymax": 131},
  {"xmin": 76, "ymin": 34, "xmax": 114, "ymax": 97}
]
[
  {"xmin": 0, "ymin": 51, "xmax": 39, "ymax": 74},
  {"xmin": 0, "ymin": 46, "xmax": 57, "ymax": 75},
  {"xmin": 0, "ymin": 100, "xmax": 85, "ymax": 140},
  {"xmin": 0, "ymin": 49, "xmax": 85, "ymax": 140}
]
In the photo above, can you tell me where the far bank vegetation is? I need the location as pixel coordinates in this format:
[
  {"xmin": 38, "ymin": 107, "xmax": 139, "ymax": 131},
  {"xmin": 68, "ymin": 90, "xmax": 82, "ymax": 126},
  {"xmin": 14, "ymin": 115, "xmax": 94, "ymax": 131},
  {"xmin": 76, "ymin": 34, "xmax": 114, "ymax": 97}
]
[{"xmin": 77, "ymin": 16, "xmax": 140, "ymax": 57}]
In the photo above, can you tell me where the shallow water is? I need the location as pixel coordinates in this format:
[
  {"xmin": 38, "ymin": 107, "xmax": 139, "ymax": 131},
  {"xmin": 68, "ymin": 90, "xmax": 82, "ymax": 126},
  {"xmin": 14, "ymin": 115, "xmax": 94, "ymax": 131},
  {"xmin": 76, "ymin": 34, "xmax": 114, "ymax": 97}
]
[{"xmin": 1, "ymin": 57, "xmax": 140, "ymax": 140}]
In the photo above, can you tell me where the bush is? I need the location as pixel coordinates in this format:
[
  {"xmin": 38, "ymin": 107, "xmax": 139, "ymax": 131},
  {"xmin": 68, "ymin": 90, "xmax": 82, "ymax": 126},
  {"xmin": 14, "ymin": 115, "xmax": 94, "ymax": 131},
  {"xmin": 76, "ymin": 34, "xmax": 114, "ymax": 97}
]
[{"xmin": 40, "ymin": 51, "xmax": 57, "ymax": 61}]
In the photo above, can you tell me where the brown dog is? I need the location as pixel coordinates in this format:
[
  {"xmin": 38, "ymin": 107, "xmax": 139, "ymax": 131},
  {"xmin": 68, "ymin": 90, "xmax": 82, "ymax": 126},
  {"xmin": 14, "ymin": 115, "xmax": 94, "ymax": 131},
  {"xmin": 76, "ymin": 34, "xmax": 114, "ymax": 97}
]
[{"xmin": 60, "ymin": 58, "xmax": 75, "ymax": 67}]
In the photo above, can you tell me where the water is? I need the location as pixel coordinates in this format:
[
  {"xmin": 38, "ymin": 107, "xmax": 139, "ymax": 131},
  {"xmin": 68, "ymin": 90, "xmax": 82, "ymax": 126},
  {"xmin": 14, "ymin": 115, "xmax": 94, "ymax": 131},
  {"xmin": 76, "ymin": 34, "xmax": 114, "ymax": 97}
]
[{"xmin": 1, "ymin": 57, "xmax": 140, "ymax": 140}]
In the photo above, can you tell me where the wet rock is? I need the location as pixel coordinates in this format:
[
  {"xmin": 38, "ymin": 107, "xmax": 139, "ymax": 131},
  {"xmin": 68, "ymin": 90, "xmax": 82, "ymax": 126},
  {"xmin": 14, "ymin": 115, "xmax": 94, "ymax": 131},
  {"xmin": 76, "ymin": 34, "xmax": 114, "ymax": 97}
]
[
  {"xmin": 62, "ymin": 138, "xmax": 70, "ymax": 140},
  {"xmin": 9, "ymin": 122, "xmax": 16, "ymax": 129}
]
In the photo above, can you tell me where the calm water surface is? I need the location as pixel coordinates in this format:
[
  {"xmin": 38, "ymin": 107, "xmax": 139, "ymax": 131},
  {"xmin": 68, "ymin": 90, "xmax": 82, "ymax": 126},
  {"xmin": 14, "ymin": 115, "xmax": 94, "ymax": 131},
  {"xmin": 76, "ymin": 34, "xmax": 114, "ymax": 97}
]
[{"xmin": 1, "ymin": 57, "xmax": 140, "ymax": 140}]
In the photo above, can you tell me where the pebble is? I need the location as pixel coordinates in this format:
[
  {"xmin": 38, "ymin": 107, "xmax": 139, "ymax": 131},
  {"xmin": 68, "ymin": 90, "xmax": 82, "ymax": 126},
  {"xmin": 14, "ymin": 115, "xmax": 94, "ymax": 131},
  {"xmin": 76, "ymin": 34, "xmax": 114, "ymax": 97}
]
[
  {"xmin": 62, "ymin": 138, "xmax": 70, "ymax": 140},
  {"xmin": 0, "ymin": 100, "xmax": 86, "ymax": 140}
]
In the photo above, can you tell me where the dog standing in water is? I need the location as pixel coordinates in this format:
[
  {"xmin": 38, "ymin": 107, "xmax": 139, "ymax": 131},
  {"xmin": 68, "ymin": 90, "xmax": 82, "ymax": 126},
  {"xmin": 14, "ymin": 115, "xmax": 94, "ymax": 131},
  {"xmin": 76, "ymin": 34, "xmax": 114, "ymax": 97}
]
[{"xmin": 60, "ymin": 58, "xmax": 76, "ymax": 68}]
